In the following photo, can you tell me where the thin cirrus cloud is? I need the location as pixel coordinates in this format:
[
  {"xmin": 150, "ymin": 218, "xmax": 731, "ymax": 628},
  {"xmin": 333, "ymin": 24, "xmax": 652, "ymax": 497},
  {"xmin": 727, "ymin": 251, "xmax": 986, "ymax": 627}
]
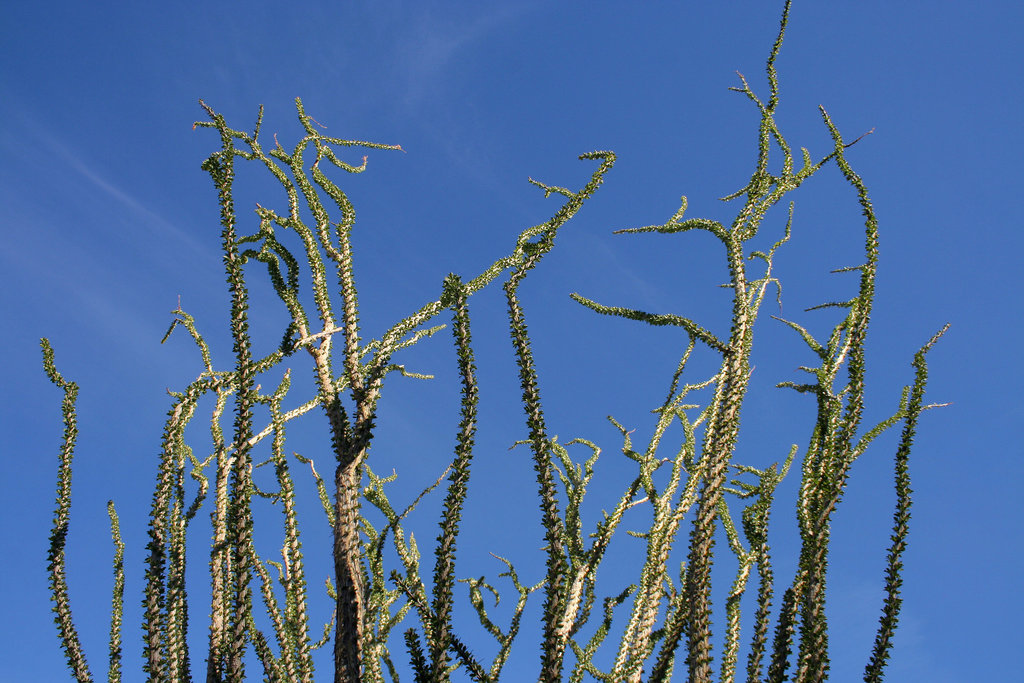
[
  {"xmin": 390, "ymin": 4, "xmax": 534, "ymax": 111},
  {"xmin": 29, "ymin": 124, "xmax": 215, "ymax": 265},
  {"xmin": 0, "ymin": 108, "xmax": 217, "ymax": 356},
  {"xmin": 0, "ymin": 93, "xmax": 215, "ymax": 268}
]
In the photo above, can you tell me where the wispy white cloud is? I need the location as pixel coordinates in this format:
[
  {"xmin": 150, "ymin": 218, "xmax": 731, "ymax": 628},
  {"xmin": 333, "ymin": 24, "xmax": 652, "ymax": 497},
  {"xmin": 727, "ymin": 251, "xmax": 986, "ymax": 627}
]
[
  {"xmin": 0, "ymin": 97, "xmax": 216, "ymax": 267},
  {"xmin": 25, "ymin": 125, "xmax": 217, "ymax": 264},
  {"xmin": 392, "ymin": 4, "xmax": 534, "ymax": 110},
  {"xmin": 371, "ymin": 3, "xmax": 550, "ymax": 223},
  {"xmin": 0, "ymin": 98, "xmax": 220, "ymax": 360}
]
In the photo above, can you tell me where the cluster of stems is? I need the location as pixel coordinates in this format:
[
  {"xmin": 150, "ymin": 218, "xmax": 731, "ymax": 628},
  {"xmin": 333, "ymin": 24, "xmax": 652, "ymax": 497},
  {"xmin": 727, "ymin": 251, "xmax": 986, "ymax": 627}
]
[{"xmin": 41, "ymin": 2, "xmax": 944, "ymax": 681}]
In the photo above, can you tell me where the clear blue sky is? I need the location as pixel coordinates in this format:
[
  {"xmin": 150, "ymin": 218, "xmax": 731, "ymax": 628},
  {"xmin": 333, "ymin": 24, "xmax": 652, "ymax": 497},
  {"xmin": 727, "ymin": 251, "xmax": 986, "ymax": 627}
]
[{"xmin": 2, "ymin": 1, "xmax": 1021, "ymax": 680}]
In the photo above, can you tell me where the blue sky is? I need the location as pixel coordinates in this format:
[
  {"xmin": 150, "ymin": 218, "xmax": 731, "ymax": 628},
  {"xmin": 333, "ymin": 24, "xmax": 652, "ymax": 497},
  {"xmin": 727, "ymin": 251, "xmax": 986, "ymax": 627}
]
[{"xmin": 2, "ymin": 1, "xmax": 1021, "ymax": 680}]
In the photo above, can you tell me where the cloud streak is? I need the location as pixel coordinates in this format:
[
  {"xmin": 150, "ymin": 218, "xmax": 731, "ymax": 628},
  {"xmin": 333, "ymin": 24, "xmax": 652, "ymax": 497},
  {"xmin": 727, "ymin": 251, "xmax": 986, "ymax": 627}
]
[
  {"xmin": 392, "ymin": 4, "xmax": 535, "ymax": 110},
  {"xmin": 2, "ymin": 104, "xmax": 218, "ymax": 267}
]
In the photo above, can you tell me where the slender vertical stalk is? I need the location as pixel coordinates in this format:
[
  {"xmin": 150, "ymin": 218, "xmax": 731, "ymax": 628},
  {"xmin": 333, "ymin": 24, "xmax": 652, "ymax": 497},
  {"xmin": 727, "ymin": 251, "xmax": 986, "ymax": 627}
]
[
  {"xmin": 429, "ymin": 275, "xmax": 480, "ymax": 681},
  {"xmin": 863, "ymin": 325, "xmax": 948, "ymax": 682},
  {"xmin": 682, "ymin": 235, "xmax": 753, "ymax": 683},
  {"xmin": 200, "ymin": 110, "xmax": 259, "ymax": 682},
  {"xmin": 107, "ymin": 501, "xmax": 125, "ymax": 683},
  {"xmin": 41, "ymin": 339, "xmax": 93, "ymax": 683}
]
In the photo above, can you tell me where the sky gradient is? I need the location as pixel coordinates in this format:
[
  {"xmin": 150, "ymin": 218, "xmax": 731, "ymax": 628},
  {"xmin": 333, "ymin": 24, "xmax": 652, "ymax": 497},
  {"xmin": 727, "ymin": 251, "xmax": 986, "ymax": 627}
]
[{"xmin": 2, "ymin": 1, "xmax": 1021, "ymax": 680}]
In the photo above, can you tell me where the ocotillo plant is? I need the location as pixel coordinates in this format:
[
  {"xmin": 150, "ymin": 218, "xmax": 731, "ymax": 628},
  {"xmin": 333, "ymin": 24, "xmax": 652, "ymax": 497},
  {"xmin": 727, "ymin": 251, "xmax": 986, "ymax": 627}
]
[{"xmin": 41, "ymin": 2, "xmax": 945, "ymax": 681}]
